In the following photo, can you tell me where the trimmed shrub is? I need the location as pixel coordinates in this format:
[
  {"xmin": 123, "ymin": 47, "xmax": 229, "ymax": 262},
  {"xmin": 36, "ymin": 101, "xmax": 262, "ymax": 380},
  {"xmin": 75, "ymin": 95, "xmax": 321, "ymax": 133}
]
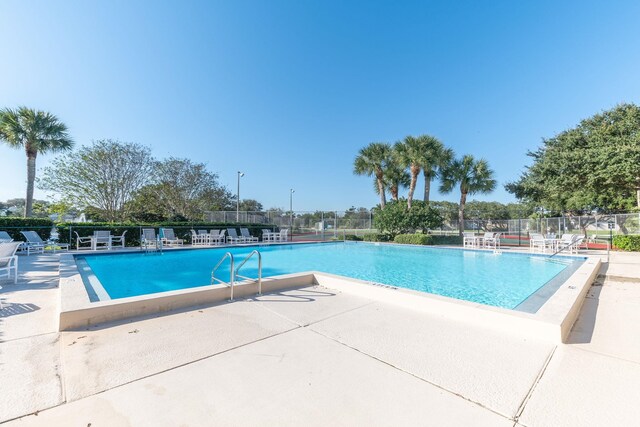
[
  {"xmin": 373, "ymin": 200, "xmax": 443, "ymax": 237},
  {"xmin": 56, "ymin": 222, "xmax": 278, "ymax": 248},
  {"xmin": 393, "ymin": 234, "xmax": 433, "ymax": 245},
  {"xmin": 613, "ymin": 235, "xmax": 640, "ymax": 252},
  {"xmin": 343, "ymin": 234, "xmax": 363, "ymax": 241},
  {"xmin": 0, "ymin": 217, "xmax": 54, "ymax": 241},
  {"xmin": 430, "ymin": 235, "xmax": 463, "ymax": 246},
  {"xmin": 363, "ymin": 233, "xmax": 391, "ymax": 242}
]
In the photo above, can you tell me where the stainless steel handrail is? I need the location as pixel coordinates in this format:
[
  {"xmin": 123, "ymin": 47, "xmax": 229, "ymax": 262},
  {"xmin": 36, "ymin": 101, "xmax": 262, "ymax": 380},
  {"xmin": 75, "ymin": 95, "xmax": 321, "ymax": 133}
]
[
  {"xmin": 235, "ymin": 250, "xmax": 262, "ymax": 295},
  {"xmin": 211, "ymin": 252, "xmax": 235, "ymax": 300}
]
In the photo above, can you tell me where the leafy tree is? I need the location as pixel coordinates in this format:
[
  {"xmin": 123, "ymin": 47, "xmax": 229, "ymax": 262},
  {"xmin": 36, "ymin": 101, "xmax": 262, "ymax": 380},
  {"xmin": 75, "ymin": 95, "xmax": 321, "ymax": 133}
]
[
  {"xmin": 40, "ymin": 139, "xmax": 154, "ymax": 222},
  {"xmin": 380, "ymin": 152, "xmax": 409, "ymax": 201},
  {"xmin": 373, "ymin": 200, "xmax": 443, "ymax": 237},
  {"xmin": 440, "ymin": 155, "xmax": 497, "ymax": 235},
  {"xmin": 238, "ymin": 199, "xmax": 263, "ymax": 212},
  {"xmin": 0, "ymin": 107, "xmax": 73, "ymax": 217},
  {"xmin": 417, "ymin": 135, "xmax": 453, "ymax": 204},
  {"xmin": 394, "ymin": 136, "xmax": 423, "ymax": 209},
  {"xmin": 506, "ymin": 103, "xmax": 640, "ymax": 212},
  {"xmin": 354, "ymin": 142, "xmax": 393, "ymax": 209},
  {"xmin": 429, "ymin": 201, "xmax": 459, "ymax": 224},
  {"xmin": 128, "ymin": 158, "xmax": 234, "ymax": 221}
]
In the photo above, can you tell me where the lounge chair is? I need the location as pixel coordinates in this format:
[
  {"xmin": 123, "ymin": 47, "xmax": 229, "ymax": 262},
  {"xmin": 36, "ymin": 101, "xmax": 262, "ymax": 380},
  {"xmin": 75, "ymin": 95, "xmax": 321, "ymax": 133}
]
[
  {"xmin": 484, "ymin": 232, "xmax": 502, "ymax": 250},
  {"xmin": 209, "ymin": 229, "xmax": 226, "ymax": 246},
  {"xmin": 190, "ymin": 229, "xmax": 204, "ymax": 246},
  {"xmin": 262, "ymin": 229, "xmax": 275, "ymax": 243},
  {"xmin": 226, "ymin": 228, "xmax": 245, "ymax": 244},
  {"xmin": 141, "ymin": 228, "xmax": 161, "ymax": 250},
  {"xmin": 74, "ymin": 231, "xmax": 93, "ymax": 250},
  {"xmin": 240, "ymin": 228, "xmax": 258, "ymax": 243},
  {"xmin": 21, "ymin": 230, "xmax": 69, "ymax": 254},
  {"xmin": 462, "ymin": 232, "xmax": 478, "ymax": 248},
  {"xmin": 0, "ymin": 242, "xmax": 21, "ymax": 285},
  {"xmin": 0, "ymin": 231, "xmax": 13, "ymax": 243},
  {"xmin": 529, "ymin": 233, "xmax": 550, "ymax": 253},
  {"xmin": 160, "ymin": 228, "xmax": 184, "ymax": 246},
  {"xmin": 93, "ymin": 230, "xmax": 112, "ymax": 250},
  {"xmin": 274, "ymin": 229, "xmax": 289, "ymax": 242},
  {"xmin": 110, "ymin": 230, "xmax": 127, "ymax": 249}
]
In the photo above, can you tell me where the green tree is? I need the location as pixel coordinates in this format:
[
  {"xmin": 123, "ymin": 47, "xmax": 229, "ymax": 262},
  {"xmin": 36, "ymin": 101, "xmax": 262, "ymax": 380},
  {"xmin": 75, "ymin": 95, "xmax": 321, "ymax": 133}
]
[
  {"xmin": 373, "ymin": 200, "xmax": 443, "ymax": 237},
  {"xmin": 0, "ymin": 107, "xmax": 73, "ymax": 217},
  {"xmin": 506, "ymin": 103, "xmax": 640, "ymax": 212},
  {"xmin": 354, "ymin": 142, "xmax": 393, "ymax": 209},
  {"xmin": 440, "ymin": 155, "xmax": 497, "ymax": 235},
  {"xmin": 238, "ymin": 199, "xmax": 263, "ymax": 212},
  {"xmin": 417, "ymin": 135, "xmax": 453, "ymax": 204},
  {"xmin": 40, "ymin": 139, "xmax": 154, "ymax": 222},
  {"xmin": 394, "ymin": 136, "xmax": 423, "ymax": 209},
  {"xmin": 380, "ymin": 152, "xmax": 410, "ymax": 201}
]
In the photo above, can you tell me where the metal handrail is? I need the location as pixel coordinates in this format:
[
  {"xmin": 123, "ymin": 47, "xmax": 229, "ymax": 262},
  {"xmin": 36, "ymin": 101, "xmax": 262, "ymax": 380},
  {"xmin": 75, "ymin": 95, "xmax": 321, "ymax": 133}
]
[
  {"xmin": 211, "ymin": 252, "xmax": 235, "ymax": 300},
  {"xmin": 235, "ymin": 250, "xmax": 262, "ymax": 295}
]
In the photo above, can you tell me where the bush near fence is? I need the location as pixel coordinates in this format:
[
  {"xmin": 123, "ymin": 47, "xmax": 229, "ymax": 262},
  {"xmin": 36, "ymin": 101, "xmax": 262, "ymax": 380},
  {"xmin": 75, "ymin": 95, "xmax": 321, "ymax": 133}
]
[
  {"xmin": 56, "ymin": 222, "xmax": 279, "ymax": 247},
  {"xmin": 613, "ymin": 235, "xmax": 640, "ymax": 252},
  {"xmin": 394, "ymin": 234, "xmax": 432, "ymax": 245},
  {"xmin": 0, "ymin": 217, "xmax": 54, "ymax": 241},
  {"xmin": 362, "ymin": 233, "xmax": 391, "ymax": 242}
]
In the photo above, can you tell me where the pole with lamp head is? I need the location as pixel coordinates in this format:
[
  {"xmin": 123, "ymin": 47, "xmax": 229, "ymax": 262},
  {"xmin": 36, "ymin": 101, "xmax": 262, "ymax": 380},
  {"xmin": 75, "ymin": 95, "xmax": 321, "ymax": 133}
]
[
  {"xmin": 236, "ymin": 171, "xmax": 244, "ymax": 222},
  {"xmin": 290, "ymin": 189, "xmax": 295, "ymax": 242}
]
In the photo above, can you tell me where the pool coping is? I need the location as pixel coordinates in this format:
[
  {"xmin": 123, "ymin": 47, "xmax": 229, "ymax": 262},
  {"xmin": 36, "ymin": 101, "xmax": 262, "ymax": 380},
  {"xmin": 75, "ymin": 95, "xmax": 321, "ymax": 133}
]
[{"xmin": 58, "ymin": 246, "xmax": 600, "ymax": 343}]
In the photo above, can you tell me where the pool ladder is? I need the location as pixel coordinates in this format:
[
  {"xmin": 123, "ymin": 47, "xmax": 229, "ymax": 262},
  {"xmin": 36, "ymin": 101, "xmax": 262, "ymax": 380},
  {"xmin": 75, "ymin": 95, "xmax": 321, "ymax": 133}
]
[{"xmin": 211, "ymin": 250, "xmax": 262, "ymax": 301}]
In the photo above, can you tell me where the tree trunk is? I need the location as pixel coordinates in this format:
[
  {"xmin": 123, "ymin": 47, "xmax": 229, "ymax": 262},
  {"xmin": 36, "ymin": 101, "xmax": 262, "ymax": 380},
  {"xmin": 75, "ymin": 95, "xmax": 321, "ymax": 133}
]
[
  {"xmin": 407, "ymin": 164, "xmax": 420, "ymax": 209},
  {"xmin": 390, "ymin": 184, "xmax": 399, "ymax": 201},
  {"xmin": 458, "ymin": 191, "xmax": 467, "ymax": 236},
  {"xmin": 25, "ymin": 151, "xmax": 38, "ymax": 218},
  {"xmin": 376, "ymin": 171, "xmax": 386, "ymax": 209},
  {"xmin": 423, "ymin": 170, "xmax": 432, "ymax": 204}
]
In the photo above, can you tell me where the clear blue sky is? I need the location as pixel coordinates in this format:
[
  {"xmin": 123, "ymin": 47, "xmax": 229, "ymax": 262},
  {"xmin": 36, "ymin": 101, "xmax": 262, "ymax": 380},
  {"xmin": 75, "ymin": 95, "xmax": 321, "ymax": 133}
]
[{"xmin": 1, "ymin": 0, "xmax": 639, "ymax": 211}]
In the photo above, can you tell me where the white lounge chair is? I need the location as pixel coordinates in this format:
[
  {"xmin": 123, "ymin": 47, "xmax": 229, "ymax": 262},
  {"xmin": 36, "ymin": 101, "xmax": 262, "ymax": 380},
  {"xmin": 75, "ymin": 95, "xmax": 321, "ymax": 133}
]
[
  {"xmin": 209, "ymin": 229, "xmax": 226, "ymax": 246},
  {"xmin": 0, "ymin": 231, "xmax": 13, "ymax": 243},
  {"xmin": 262, "ymin": 229, "xmax": 275, "ymax": 243},
  {"xmin": 93, "ymin": 230, "xmax": 112, "ymax": 250},
  {"xmin": 21, "ymin": 230, "xmax": 69, "ymax": 254},
  {"xmin": 484, "ymin": 232, "xmax": 502, "ymax": 250},
  {"xmin": 274, "ymin": 229, "xmax": 289, "ymax": 242},
  {"xmin": 161, "ymin": 228, "xmax": 184, "ymax": 246},
  {"xmin": 529, "ymin": 233, "xmax": 550, "ymax": 253},
  {"xmin": 0, "ymin": 242, "xmax": 21, "ymax": 285},
  {"xmin": 141, "ymin": 228, "xmax": 161, "ymax": 250},
  {"xmin": 190, "ymin": 229, "xmax": 205, "ymax": 246},
  {"xmin": 240, "ymin": 228, "xmax": 258, "ymax": 243},
  {"xmin": 462, "ymin": 232, "xmax": 478, "ymax": 248},
  {"xmin": 226, "ymin": 228, "xmax": 245, "ymax": 244}
]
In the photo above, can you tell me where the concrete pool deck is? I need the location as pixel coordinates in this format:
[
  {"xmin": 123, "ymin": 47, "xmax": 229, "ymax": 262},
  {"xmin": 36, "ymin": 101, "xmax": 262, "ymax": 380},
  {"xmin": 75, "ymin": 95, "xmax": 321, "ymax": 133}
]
[{"xmin": 1, "ymin": 249, "xmax": 639, "ymax": 426}]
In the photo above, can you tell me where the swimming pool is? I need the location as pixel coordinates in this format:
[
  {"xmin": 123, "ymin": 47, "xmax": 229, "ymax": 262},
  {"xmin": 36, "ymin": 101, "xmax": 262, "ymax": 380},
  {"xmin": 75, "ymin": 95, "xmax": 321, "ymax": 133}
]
[{"xmin": 77, "ymin": 242, "xmax": 584, "ymax": 310}]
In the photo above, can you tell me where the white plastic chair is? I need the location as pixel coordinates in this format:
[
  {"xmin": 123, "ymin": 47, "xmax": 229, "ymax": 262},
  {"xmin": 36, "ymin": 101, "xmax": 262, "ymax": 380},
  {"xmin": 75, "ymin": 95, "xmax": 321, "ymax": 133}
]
[{"xmin": 0, "ymin": 242, "xmax": 21, "ymax": 285}]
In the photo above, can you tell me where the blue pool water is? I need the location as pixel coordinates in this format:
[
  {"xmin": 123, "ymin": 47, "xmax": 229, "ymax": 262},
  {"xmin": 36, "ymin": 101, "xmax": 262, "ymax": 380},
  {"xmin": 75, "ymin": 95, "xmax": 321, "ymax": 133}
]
[{"xmin": 78, "ymin": 242, "xmax": 583, "ymax": 309}]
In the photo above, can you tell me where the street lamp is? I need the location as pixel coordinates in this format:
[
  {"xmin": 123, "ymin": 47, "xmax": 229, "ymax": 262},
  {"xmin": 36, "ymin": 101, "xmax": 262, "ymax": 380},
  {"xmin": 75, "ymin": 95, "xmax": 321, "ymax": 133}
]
[
  {"xmin": 236, "ymin": 171, "xmax": 244, "ymax": 222},
  {"xmin": 290, "ymin": 189, "xmax": 295, "ymax": 241}
]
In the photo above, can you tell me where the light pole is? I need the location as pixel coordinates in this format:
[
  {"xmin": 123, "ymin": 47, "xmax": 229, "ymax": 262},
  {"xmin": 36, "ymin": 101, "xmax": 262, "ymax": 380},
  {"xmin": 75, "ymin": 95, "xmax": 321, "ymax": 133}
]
[
  {"xmin": 236, "ymin": 171, "xmax": 244, "ymax": 222},
  {"xmin": 290, "ymin": 189, "xmax": 295, "ymax": 241}
]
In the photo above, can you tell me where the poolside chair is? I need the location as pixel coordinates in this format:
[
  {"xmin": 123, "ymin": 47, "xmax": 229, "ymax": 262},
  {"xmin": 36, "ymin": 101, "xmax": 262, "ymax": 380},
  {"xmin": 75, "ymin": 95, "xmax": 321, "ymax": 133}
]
[
  {"xmin": 240, "ymin": 228, "xmax": 258, "ymax": 243},
  {"xmin": 0, "ymin": 242, "xmax": 21, "ymax": 285},
  {"xmin": 93, "ymin": 230, "xmax": 112, "ymax": 250},
  {"xmin": 0, "ymin": 231, "xmax": 13, "ymax": 243},
  {"xmin": 484, "ymin": 232, "xmax": 502, "ymax": 250},
  {"xmin": 529, "ymin": 233, "xmax": 549, "ymax": 253},
  {"xmin": 462, "ymin": 232, "xmax": 477, "ymax": 248},
  {"xmin": 110, "ymin": 230, "xmax": 127, "ymax": 249},
  {"xmin": 141, "ymin": 228, "xmax": 161, "ymax": 250},
  {"xmin": 275, "ymin": 229, "xmax": 289, "ymax": 242},
  {"xmin": 190, "ymin": 229, "xmax": 204, "ymax": 246},
  {"xmin": 262, "ymin": 229, "xmax": 275, "ymax": 243},
  {"xmin": 226, "ymin": 228, "xmax": 245, "ymax": 244},
  {"xmin": 209, "ymin": 229, "xmax": 226, "ymax": 246},
  {"xmin": 74, "ymin": 231, "xmax": 93, "ymax": 250},
  {"xmin": 21, "ymin": 230, "xmax": 70, "ymax": 255},
  {"xmin": 160, "ymin": 228, "xmax": 184, "ymax": 246}
]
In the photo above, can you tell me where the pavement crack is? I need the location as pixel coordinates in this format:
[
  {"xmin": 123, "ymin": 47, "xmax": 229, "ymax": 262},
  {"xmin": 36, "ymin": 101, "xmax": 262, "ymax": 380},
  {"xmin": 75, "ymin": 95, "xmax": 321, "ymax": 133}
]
[{"xmin": 514, "ymin": 345, "xmax": 557, "ymax": 422}]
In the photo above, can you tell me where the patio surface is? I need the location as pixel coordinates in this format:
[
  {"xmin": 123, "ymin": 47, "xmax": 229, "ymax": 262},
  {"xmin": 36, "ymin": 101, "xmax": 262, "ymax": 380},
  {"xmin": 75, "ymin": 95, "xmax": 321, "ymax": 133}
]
[{"xmin": 1, "ymin": 249, "xmax": 639, "ymax": 426}]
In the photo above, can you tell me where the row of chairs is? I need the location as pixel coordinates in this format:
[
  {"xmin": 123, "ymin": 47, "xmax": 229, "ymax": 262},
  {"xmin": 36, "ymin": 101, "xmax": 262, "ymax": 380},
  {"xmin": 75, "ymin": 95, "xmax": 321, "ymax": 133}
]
[{"xmin": 462, "ymin": 232, "xmax": 502, "ymax": 250}]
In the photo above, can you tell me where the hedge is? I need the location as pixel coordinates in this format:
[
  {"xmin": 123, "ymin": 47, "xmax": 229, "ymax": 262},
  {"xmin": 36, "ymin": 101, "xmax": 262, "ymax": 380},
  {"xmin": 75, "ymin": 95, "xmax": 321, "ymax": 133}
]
[
  {"xmin": 613, "ymin": 235, "xmax": 640, "ymax": 252},
  {"xmin": 363, "ymin": 233, "xmax": 391, "ymax": 242},
  {"xmin": 56, "ymin": 222, "xmax": 279, "ymax": 248},
  {"xmin": 430, "ymin": 235, "xmax": 463, "ymax": 246},
  {"xmin": 343, "ymin": 234, "xmax": 363, "ymax": 241},
  {"xmin": 0, "ymin": 217, "xmax": 54, "ymax": 241},
  {"xmin": 393, "ymin": 234, "xmax": 433, "ymax": 245}
]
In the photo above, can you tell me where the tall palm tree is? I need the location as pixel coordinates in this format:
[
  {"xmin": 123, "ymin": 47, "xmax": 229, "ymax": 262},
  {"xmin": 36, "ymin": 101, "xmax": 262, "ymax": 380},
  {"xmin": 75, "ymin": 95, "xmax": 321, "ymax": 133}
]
[
  {"xmin": 394, "ymin": 136, "xmax": 423, "ymax": 209},
  {"xmin": 0, "ymin": 107, "xmax": 73, "ymax": 217},
  {"xmin": 440, "ymin": 155, "xmax": 496, "ymax": 235},
  {"xmin": 354, "ymin": 142, "xmax": 393, "ymax": 209},
  {"xmin": 381, "ymin": 151, "xmax": 410, "ymax": 201},
  {"xmin": 416, "ymin": 135, "xmax": 454, "ymax": 204}
]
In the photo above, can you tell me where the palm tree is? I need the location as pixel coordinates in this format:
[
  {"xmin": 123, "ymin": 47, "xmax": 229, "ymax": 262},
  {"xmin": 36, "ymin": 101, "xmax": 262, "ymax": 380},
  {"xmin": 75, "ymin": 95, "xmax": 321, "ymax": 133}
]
[
  {"xmin": 416, "ymin": 135, "xmax": 454, "ymax": 204},
  {"xmin": 440, "ymin": 155, "xmax": 496, "ymax": 235},
  {"xmin": 394, "ymin": 136, "xmax": 423, "ymax": 209},
  {"xmin": 354, "ymin": 142, "xmax": 393, "ymax": 209},
  {"xmin": 381, "ymin": 151, "xmax": 410, "ymax": 201},
  {"xmin": 0, "ymin": 107, "xmax": 73, "ymax": 217}
]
